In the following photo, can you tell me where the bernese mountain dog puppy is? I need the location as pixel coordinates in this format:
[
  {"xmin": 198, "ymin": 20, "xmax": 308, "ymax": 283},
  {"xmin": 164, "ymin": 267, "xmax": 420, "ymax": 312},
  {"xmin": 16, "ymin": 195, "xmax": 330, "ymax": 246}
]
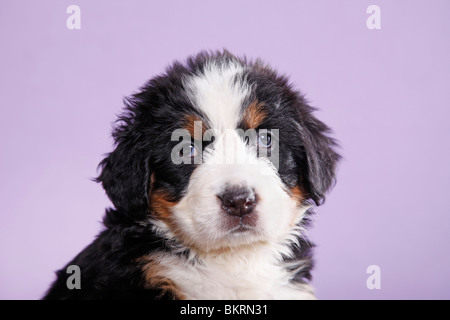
[{"xmin": 44, "ymin": 50, "xmax": 340, "ymax": 300}]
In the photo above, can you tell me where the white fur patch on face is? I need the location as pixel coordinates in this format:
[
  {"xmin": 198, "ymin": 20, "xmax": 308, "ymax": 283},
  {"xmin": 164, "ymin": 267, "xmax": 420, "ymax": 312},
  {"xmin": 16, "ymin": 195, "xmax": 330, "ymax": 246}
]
[
  {"xmin": 184, "ymin": 59, "xmax": 250, "ymax": 131},
  {"xmin": 156, "ymin": 58, "xmax": 308, "ymax": 255},
  {"xmin": 171, "ymin": 128, "xmax": 307, "ymax": 253}
]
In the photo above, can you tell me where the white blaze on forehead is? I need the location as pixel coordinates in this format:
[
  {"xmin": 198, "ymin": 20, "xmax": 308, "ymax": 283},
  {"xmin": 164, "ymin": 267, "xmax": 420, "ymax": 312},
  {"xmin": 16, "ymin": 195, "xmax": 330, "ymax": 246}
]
[{"xmin": 184, "ymin": 60, "xmax": 250, "ymax": 131}]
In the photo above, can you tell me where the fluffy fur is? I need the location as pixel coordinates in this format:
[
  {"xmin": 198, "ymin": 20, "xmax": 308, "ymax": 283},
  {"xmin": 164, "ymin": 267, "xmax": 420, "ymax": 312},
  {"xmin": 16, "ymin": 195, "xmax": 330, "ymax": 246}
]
[{"xmin": 43, "ymin": 50, "xmax": 340, "ymax": 300}]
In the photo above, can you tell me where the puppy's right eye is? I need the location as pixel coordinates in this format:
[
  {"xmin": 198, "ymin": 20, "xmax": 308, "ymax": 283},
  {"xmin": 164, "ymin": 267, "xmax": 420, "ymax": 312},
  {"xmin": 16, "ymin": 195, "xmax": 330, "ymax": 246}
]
[{"xmin": 179, "ymin": 143, "xmax": 198, "ymax": 158}]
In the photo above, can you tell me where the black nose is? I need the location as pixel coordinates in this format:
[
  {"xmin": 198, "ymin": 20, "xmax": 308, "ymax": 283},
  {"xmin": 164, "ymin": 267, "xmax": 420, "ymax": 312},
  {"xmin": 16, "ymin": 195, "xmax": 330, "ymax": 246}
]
[{"xmin": 217, "ymin": 186, "xmax": 256, "ymax": 217}]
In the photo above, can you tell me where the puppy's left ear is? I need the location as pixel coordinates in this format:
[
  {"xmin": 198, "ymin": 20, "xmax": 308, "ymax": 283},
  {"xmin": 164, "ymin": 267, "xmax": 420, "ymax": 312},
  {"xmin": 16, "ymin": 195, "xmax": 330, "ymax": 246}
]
[{"xmin": 296, "ymin": 101, "xmax": 341, "ymax": 206}]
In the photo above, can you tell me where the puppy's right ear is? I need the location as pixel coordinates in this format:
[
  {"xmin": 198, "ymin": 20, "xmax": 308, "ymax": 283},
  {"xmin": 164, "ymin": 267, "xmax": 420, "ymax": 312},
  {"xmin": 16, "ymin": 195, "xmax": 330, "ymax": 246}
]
[{"xmin": 96, "ymin": 102, "xmax": 151, "ymax": 222}]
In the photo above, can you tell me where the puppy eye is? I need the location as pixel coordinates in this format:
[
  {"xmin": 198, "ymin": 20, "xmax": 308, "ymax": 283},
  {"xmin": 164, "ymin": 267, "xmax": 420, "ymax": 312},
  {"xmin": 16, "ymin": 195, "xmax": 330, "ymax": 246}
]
[
  {"xmin": 258, "ymin": 131, "xmax": 272, "ymax": 148},
  {"xmin": 179, "ymin": 143, "xmax": 198, "ymax": 158}
]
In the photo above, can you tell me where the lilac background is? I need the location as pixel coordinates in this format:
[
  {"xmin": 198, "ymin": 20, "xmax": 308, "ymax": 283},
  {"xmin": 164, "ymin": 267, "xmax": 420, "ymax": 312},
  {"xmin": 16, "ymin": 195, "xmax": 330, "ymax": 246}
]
[{"xmin": 1, "ymin": 0, "xmax": 449, "ymax": 300}]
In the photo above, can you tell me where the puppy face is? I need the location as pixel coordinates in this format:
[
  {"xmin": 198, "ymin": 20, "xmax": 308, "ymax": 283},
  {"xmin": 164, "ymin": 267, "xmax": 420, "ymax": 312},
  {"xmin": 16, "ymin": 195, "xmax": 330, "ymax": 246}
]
[{"xmin": 97, "ymin": 51, "xmax": 339, "ymax": 254}]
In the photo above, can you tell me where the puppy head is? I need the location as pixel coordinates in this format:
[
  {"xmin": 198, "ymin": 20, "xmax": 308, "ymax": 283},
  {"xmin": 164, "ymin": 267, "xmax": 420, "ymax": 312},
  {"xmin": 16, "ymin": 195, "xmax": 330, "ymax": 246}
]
[{"xmin": 97, "ymin": 50, "xmax": 340, "ymax": 253}]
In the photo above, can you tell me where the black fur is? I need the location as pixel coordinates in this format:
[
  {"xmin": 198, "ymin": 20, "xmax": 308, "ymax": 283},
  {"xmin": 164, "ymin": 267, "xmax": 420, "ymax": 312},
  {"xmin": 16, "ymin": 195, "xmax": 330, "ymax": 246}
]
[{"xmin": 44, "ymin": 50, "xmax": 339, "ymax": 299}]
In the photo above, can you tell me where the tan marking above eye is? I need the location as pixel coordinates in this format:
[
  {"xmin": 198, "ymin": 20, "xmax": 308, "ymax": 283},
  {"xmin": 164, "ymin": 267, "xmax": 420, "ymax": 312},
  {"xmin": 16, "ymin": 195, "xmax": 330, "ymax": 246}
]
[
  {"xmin": 183, "ymin": 114, "xmax": 206, "ymax": 141},
  {"xmin": 242, "ymin": 100, "xmax": 267, "ymax": 129}
]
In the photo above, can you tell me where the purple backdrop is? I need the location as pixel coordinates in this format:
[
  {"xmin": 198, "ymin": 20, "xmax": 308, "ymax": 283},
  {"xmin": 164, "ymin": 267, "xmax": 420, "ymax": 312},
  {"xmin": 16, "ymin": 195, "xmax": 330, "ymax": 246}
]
[{"xmin": 1, "ymin": 0, "xmax": 449, "ymax": 300}]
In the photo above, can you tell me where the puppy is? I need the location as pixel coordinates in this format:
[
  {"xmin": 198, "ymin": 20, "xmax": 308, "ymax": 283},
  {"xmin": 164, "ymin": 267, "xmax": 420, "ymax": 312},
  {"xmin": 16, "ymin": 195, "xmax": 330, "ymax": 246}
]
[{"xmin": 44, "ymin": 50, "xmax": 340, "ymax": 300}]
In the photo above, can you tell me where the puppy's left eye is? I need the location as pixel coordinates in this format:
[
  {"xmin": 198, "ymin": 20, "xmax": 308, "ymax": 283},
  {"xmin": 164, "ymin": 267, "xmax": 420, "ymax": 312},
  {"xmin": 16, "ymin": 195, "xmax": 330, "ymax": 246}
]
[{"xmin": 258, "ymin": 131, "xmax": 272, "ymax": 148}]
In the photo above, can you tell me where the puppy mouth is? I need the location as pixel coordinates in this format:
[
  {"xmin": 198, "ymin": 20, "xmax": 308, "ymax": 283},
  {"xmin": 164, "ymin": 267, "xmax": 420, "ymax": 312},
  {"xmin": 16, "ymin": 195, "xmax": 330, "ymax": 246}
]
[
  {"xmin": 225, "ymin": 214, "xmax": 259, "ymax": 234},
  {"xmin": 229, "ymin": 223, "xmax": 256, "ymax": 234}
]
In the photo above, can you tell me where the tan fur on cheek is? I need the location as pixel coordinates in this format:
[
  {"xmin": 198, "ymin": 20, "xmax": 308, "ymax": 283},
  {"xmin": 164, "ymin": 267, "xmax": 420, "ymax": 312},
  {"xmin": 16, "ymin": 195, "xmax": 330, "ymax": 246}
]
[
  {"xmin": 148, "ymin": 184, "xmax": 196, "ymax": 252},
  {"xmin": 288, "ymin": 185, "xmax": 307, "ymax": 228},
  {"xmin": 290, "ymin": 185, "xmax": 305, "ymax": 204},
  {"xmin": 148, "ymin": 189, "xmax": 189, "ymax": 243},
  {"xmin": 150, "ymin": 189, "xmax": 177, "ymax": 222}
]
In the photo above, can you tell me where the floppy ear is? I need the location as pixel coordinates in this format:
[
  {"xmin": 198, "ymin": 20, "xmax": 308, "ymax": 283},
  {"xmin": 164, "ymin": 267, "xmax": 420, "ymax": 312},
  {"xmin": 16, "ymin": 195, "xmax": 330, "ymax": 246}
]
[
  {"xmin": 96, "ymin": 105, "xmax": 151, "ymax": 222},
  {"xmin": 297, "ymin": 102, "xmax": 340, "ymax": 206}
]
